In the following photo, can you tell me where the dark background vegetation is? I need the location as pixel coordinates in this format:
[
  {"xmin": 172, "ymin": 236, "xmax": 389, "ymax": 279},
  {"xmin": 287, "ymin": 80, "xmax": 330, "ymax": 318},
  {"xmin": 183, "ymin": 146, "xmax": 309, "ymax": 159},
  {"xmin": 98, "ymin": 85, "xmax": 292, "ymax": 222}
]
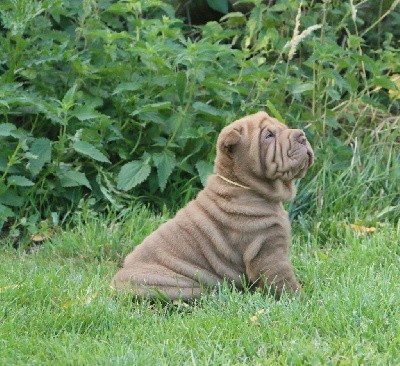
[{"xmin": 0, "ymin": 0, "xmax": 399, "ymax": 243}]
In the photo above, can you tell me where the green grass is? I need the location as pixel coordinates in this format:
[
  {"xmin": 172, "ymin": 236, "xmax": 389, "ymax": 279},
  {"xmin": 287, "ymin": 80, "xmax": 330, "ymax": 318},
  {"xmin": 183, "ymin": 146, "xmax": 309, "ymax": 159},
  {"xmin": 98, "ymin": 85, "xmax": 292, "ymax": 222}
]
[{"xmin": 1, "ymin": 208, "xmax": 399, "ymax": 365}]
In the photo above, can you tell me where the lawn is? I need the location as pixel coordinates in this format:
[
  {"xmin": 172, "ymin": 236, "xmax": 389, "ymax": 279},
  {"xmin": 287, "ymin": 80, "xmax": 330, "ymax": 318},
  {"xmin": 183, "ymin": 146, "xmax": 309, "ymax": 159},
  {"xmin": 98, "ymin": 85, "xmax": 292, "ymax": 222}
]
[{"xmin": 1, "ymin": 208, "xmax": 399, "ymax": 365}]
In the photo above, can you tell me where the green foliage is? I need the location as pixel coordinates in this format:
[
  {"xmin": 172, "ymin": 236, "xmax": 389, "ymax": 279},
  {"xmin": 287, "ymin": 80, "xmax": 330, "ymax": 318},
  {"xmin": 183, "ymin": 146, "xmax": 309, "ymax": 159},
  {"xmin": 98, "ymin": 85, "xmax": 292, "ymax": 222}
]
[{"xmin": 0, "ymin": 0, "xmax": 399, "ymax": 237}]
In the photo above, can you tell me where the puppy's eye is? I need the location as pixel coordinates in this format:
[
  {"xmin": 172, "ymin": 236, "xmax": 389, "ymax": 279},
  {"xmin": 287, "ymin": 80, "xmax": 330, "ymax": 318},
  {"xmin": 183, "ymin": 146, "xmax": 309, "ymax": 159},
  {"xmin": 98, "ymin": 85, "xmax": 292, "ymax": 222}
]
[{"xmin": 265, "ymin": 132, "xmax": 274, "ymax": 139}]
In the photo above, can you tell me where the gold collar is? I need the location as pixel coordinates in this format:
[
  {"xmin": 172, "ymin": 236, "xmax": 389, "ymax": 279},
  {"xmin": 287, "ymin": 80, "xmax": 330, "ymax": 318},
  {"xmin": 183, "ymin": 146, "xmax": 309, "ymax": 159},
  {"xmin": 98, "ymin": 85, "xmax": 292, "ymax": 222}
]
[{"xmin": 216, "ymin": 174, "xmax": 251, "ymax": 190}]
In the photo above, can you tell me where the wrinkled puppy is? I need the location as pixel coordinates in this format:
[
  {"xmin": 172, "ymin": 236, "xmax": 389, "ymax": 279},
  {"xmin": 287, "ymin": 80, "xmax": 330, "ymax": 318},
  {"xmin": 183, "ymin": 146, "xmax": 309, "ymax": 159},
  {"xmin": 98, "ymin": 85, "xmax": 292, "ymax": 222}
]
[{"xmin": 112, "ymin": 111, "xmax": 314, "ymax": 300}]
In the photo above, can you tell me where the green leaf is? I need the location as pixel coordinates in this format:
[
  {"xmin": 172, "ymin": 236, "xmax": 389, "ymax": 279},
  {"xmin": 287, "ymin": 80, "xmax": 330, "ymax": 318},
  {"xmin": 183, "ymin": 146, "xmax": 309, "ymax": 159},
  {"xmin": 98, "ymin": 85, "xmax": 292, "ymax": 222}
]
[
  {"xmin": 0, "ymin": 100, "xmax": 9, "ymax": 108},
  {"xmin": 196, "ymin": 161, "xmax": 214, "ymax": 187},
  {"xmin": 28, "ymin": 138, "xmax": 51, "ymax": 177},
  {"xmin": 0, "ymin": 182, "xmax": 7, "ymax": 195},
  {"xmin": 290, "ymin": 83, "xmax": 314, "ymax": 95},
  {"xmin": 0, "ymin": 152, "xmax": 19, "ymax": 174},
  {"xmin": 72, "ymin": 106, "xmax": 106, "ymax": 121},
  {"xmin": 98, "ymin": 183, "xmax": 123, "ymax": 209},
  {"xmin": 0, "ymin": 191, "xmax": 24, "ymax": 207},
  {"xmin": 72, "ymin": 141, "xmax": 111, "ymax": 163},
  {"xmin": 8, "ymin": 175, "xmax": 35, "ymax": 187},
  {"xmin": 176, "ymin": 71, "xmax": 187, "ymax": 104},
  {"xmin": 325, "ymin": 114, "xmax": 339, "ymax": 129},
  {"xmin": 193, "ymin": 102, "xmax": 220, "ymax": 116},
  {"xmin": 207, "ymin": 0, "xmax": 229, "ymax": 14},
  {"xmin": 326, "ymin": 87, "xmax": 341, "ymax": 101},
  {"xmin": 269, "ymin": 2, "xmax": 289, "ymax": 11},
  {"xmin": 266, "ymin": 101, "xmax": 284, "ymax": 122},
  {"xmin": 105, "ymin": 2, "xmax": 131, "ymax": 15},
  {"xmin": 140, "ymin": 102, "xmax": 172, "ymax": 112},
  {"xmin": 372, "ymin": 76, "xmax": 398, "ymax": 90},
  {"xmin": 62, "ymin": 84, "xmax": 78, "ymax": 109},
  {"xmin": 60, "ymin": 171, "xmax": 91, "ymax": 189},
  {"xmin": 220, "ymin": 12, "xmax": 247, "ymax": 26},
  {"xmin": 0, "ymin": 203, "xmax": 14, "ymax": 220},
  {"xmin": 347, "ymin": 35, "xmax": 364, "ymax": 50},
  {"xmin": 153, "ymin": 152, "xmax": 176, "ymax": 191},
  {"xmin": 112, "ymin": 82, "xmax": 141, "ymax": 95},
  {"xmin": 0, "ymin": 123, "xmax": 17, "ymax": 137},
  {"xmin": 117, "ymin": 161, "xmax": 151, "ymax": 191}
]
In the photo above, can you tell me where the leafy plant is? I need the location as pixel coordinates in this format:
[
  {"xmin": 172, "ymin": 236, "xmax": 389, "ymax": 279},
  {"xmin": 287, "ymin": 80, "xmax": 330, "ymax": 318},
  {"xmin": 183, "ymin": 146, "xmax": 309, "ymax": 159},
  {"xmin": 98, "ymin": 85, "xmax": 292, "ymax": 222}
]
[{"xmin": 0, "ymin": 0, "xmax": 399, "ymax": 241}]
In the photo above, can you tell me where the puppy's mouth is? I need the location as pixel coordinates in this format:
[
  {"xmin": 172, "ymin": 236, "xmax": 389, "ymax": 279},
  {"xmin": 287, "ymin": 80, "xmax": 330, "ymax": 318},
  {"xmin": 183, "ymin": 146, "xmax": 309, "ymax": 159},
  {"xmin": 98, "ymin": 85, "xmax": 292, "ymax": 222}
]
[
  {"xmin": 291, "ymin": 142, "xmax": 313, "ymax": 166},
  {"xmin": 282, "ymin": 146, "xmax": 313, "ymax": 180},
  {"xmin": 306, "ymin": 149, "xmax": 314, "ymax": 166},
  {"xmin": 288, "ymin": 145, "xmax": 312, "ymax": 162}
]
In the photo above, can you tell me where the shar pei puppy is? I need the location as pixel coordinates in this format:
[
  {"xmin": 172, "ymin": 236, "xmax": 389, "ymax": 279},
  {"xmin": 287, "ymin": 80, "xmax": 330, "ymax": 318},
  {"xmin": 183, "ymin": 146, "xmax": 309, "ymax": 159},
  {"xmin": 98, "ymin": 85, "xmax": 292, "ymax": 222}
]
[{"xmin": 112, "ymin": 111, "xmax": 314, "ymax": 300}]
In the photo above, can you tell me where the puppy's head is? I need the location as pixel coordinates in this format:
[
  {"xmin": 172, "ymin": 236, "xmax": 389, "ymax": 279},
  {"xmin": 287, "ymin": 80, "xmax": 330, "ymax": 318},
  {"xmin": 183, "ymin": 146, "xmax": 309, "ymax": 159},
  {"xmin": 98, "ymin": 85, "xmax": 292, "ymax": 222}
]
[{"xmin": 215, "ymin": 111, "xmax": 314, "ymax": 201}]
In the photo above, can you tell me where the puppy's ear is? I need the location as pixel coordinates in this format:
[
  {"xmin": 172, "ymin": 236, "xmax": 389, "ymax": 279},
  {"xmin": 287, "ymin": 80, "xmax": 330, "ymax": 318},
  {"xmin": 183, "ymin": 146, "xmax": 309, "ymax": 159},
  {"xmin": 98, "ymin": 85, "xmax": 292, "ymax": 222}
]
[{"xmin": 219, "ymin": 127, "xmax": 242, "ymax": 154}]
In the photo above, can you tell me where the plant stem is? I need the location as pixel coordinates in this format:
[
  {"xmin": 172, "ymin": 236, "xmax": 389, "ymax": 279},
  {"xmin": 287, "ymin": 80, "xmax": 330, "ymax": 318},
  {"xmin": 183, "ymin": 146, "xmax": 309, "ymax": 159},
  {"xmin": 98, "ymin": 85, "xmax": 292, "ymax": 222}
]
[{"xmin": 0, "ymin": 141, "xmax": 22, "ymax": 184}]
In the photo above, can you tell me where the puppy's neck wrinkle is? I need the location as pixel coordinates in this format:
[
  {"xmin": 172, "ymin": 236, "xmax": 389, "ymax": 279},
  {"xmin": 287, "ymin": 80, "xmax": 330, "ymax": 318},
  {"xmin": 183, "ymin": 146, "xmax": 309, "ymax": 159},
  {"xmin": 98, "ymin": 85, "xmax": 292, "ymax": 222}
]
[
  {"xmin": 214, "ymin": 160, "xmax": 248, "ymax": 190},
  {"xmin": 245, "ymin": 177, "xmax": 297, "ymax": 202}
]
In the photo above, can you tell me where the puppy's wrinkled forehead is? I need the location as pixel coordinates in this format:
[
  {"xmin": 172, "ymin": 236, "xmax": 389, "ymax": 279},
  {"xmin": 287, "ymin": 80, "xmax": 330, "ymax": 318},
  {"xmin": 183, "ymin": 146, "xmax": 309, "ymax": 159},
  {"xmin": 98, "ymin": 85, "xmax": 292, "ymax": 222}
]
[
  {"xmin": 259, "ymin": 115, "xmax": 287, "ymax": 132},
  {"xmin": 234, "ymin": 111, "xmax": 288, "ymax": 133}
]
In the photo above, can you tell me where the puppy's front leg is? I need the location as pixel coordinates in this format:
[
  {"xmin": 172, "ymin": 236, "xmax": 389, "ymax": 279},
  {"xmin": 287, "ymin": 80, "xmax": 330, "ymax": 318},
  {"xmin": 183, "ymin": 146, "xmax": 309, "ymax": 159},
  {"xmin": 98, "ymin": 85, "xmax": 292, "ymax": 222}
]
[{"xmin": 245, "ymin": 247, "xmax": 301, "ymax": 299}]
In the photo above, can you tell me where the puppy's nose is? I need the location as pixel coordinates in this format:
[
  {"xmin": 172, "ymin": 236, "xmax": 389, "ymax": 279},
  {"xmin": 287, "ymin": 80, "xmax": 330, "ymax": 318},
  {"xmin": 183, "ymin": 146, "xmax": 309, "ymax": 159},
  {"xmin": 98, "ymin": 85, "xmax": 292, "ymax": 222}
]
[{"xmin": 292, "ymin": 130, "xmax": 307, "ymax": 145}]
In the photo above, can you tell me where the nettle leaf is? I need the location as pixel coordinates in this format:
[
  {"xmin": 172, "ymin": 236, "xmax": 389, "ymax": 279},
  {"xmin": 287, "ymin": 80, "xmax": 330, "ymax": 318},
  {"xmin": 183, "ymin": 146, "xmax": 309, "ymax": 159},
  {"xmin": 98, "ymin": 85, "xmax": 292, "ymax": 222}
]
[
  {"xmin": 207, "ymin": 0, "xmax": 229, "ymax": 14},
  {"xmin": 220, "ymin": 12, "xmax": 247, "ymax": 26},
  {"xmin": 0, "ymin": 153, "xmax": 18, "ymax": 174},
  {"xmin": 72, "ymin": 105, "xmax": 106, "ymax": 121},
  {"xmin": 62, "ymin": 84, "xmax": 78, "ymax": 109},
  {"xmin": 196, "ymin": 161, "xmax": 214, "ymax": 187},
  {"xmin": 0, "ymin": 191, "xmax": 24, "ymax": 207},
  {"xmin": 117, "ymin": 161, "xmax": 151, "ymax": 191},
  {"xmin": 60, "ymin": 171, "xmax": 91, "ymax": 189},
  {"xmin": 176, "ymin": 71, "xmax": 187, "ymax": 104},
  {"xmin": 112, "ymin": 82, "xmax": 141, "ymax": 95},
  {"xmin": 0, "ymin": 182, "xmax": 7, "ymax": 195},
  {"xmin": 269, "ymin": 2, "xmax": 289, "ymax": 11},
  {"xmin": 0, "ymin": 100, "xmax": 9, "ymax": 108},
  {"xmin": 372, "ymin": 76, "xmax": 398, "ymax": 90},
  {"xmin": 105, "ymin": 2, "xmax": 131, "ymax": 15},
  {"xmin": 326, "ymin": 87, "xmax": 341, "ymax": 101},
  {"xmin": 0, "ymin": 123, "xmax": 17, "ymax": 137},
  {"xmin": 193, "ymin": 102, "xmax": 220, "ymax": 116},
  {"xmin": 28, "ymin": 138, "xmax": 51, "ymax": 177},
  {"xmin": 153, "ymin": 152, "xmax": 176, "ymax": 191},
  {"xmin": 347, "ymin": 35, "xmax": 364, "ymax": 49},
  {"xmin": 98, "ymin": 183, "xmax": 123, "ymax": 209},
  {"xmin": 8, "ymin": 175, "xmax": 35, "ymax": 187},
  {"xmin": 72, "ymin": 141, "xmax": 111, "ymax": 163},
  {"xmin": 139, "ymin": 102, "xmax": 172, "ymax": 113},
  {"xmin": 266, "ymin": 100, "xmax": 284, "ymax": 122},
  {"xmin": 290, "ymin": 83, "xmax": 314, "ymax": 95},
  {"xmin": 0, "ymin": 203, "xmax": 14, "ymax": 220}
]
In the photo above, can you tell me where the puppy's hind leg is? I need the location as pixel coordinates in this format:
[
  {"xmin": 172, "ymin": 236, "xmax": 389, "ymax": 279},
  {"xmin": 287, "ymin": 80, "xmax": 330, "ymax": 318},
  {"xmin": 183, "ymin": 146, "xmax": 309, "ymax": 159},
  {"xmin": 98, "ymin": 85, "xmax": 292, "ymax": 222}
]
[{"xmin": 110, "ymin": 267, "xmax": 202, "ymax": 301}]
